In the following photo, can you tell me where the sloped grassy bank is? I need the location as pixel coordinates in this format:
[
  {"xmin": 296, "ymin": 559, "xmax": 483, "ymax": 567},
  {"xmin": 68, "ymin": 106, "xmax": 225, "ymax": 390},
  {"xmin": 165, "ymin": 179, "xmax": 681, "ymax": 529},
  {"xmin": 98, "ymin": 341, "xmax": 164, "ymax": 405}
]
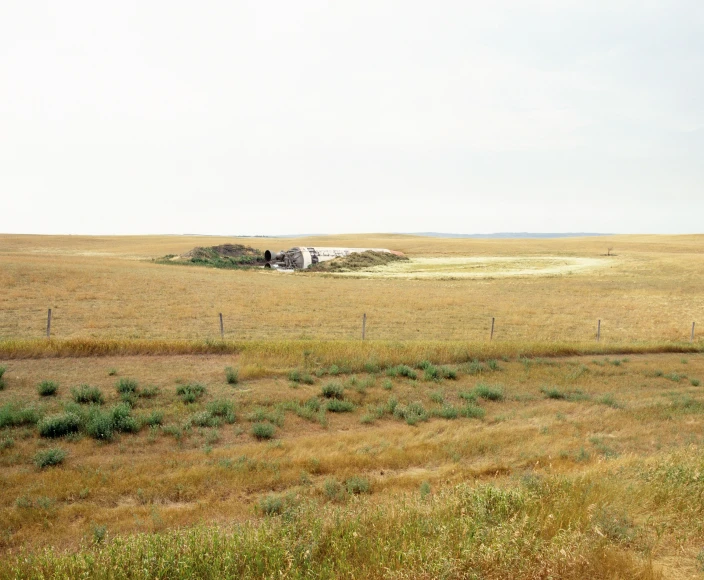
[{"xmin": 3, "ymin": 463, "xmax": 675, "ymax": 580}]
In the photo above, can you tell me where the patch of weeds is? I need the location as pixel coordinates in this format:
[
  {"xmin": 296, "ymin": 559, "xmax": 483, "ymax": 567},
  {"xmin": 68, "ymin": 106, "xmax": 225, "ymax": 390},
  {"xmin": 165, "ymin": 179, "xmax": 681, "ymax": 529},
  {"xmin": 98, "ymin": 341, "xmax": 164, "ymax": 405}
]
[
  {"xmin": 0, "ymin": 404, "xmax": 41, "ymax": 428},
  {"xmin": 591, "ymin": 359, "xmax": 605, "ymax": 367},
  {"xmin": 189, "ymin": 411, "xmax": 221, "ymax": 428},
  {"xmin": 120, "ymin": 392, "xmax": 137, "ymax": 406},
  {"xmin": 258, "ymin": 494, "xmax": 284, "ymax": 515},
  {"xmin": 474, "ymin": 383, "xmax": 504, "ymax": 402},
  {"xmin": 142, "ymin": 411, "xmax": 164, "ymax": 427},
  {"xmin": 110, "ymin": 403, "xmax": 140, "ymax": 433},
  {"xmin": 664, "ymin": 372, "xmax": 684, "ymax": 382},
  {"xmin": 691, "ymin": 378, "xmax": 701, "ymax": 387},
  {"xmin": 346, "ymin": 476, "xmax": 371, "ymax": 495},
  {"xmin": 72, "ymin": 385, "xmax": 104, "ymax": 405},
  {"xmin": 15, "ymin": 496, "xmax": 32, "ymax": 509},
  {"xmin": 417, "ymin": 360, "xmax": 432, "ymax": 370},
  {"xmin": 681, "ymin": 358, "xmax": 688, "ymax": 365},
  {"xmin": 251, "ymin": 422, "xmax": 275, "ymax": 440},
  {"xmin": 610, "ymin": 359, "xmax": 622, "ymax": 367},
  {"xmin": 458, "ymin": 390, "xmax": 477, "ymax": 403},
  {"xmin": 85, "ymin": 408, "xmax": 115, "ymax": 441},
  {"xmin": 138, "ymin": 385, "xmax": 159, "ymax": 399},
  {"xmin": 328, "ymin": 365, "xmax": 340, "ymax": 376},
  {"xmin": 116, "ymin": 378, "xmax": 138, "ymax": 394},
  {"xmin": 0, "ymin": 436, "xmax": 14, "ymax": 450},
  {"xmin": 433, "ymin": 404, "xmax": 459, "ymax": 420},
  {"xmin": 34, "ymin": 448, "xmax": 66, "ymax": 468},
  {"xmin": 246, "ymin": 407, "xmax": 284, "ymax": 426},
  {"xmin": 589, "ymin": 437, "xmax": 619, "ymax": 459},
  {"xmin": 37, "ymin": 380, "xmax": 58, "ymax": 397},
  {"xmin": 326, "ymin": 400, "xmax": 355, "ymax": 413},
  {"xmin": 162, "ymin": 424, "xmax": 183, "ymax": 441},
  {"xmin": 440, "ymin": 366, "xmax": 457, "ymax": 380},
  {"xmin": 420, "ymin": 481, "xmax": 431, "ymax": 499},
  {"xmin": 323, "ymin": 478, "xmax": 347, "ymax": 502},
  {"xmin": 540, "ymin": 387, "xmax": 590, "ymax": 402},
  {"xmin": 460, "ymin": 404, "xmax": 485, "ymax": 419},
  {"xmin": 92, "ymin": 525, "xmax": 107, "ymax": 544},
  {"xmin": 429, "ymin": 390, "xmax": 444, "ymax": 404},
  {"xmin": 363, "ymin": 361, "xmax": 380, "ymax": 374},
  {"xmin": 567, "ymin": 365, "xmax": 590, "ymax": 380},
  {"xmin": 423, "ymin": 364, "xmax": 441, "ymax": 382},
  {"xmin": 176, "ymin": 383, "xmax": 206, "ymax": 404},
  {"xmin": 107, "ymin": 368, "xmax": 118, "ymax": 376},
  {"xmin": 206, "ymin": 400, "xmax": 236, "ymax": 423},
  {"xmin": 288, "ymin": 369, "xmax": 314, "ymax": 384},
  {"xmin": 225, "ymin": 366, "xmax": 239, "ymax": 385},
  {"xmin": 393, "ymin": 401, "xmax": 428, "ymax": 425},
  {"xmin": 386, "ymin": 365, "xmax": 417, "ymax": 380},
  {"xmin": 597, "ymin": 394, "xmax": 623, "ymax": 409},
  {"xmin": 321, "ymin": 382, "xmax": 344, "ymax": 399},
  {"xmin": 575, "ymin": 447, "xmax": 590, "ymax": 462},
  {"xmin": 487, "ymin": 359, "xmax": 500, "ymax": 371},
  {"xmin": 38, "ymin": 413, "xmax": 81, "ymax": 438},
  {"xmin": 382, "ymin": 379, "xmax": 393, "ymax": 390},
  {"xmin": 205, "ymin": 429, "xmax": 220, "ymax": 445}
]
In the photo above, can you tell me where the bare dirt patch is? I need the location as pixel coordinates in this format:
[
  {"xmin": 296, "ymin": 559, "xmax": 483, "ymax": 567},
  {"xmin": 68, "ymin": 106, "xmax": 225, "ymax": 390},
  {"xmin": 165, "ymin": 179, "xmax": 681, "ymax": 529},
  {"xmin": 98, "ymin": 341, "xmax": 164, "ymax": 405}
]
[{"xmin": 326, "ymin": 256, "xmax": 610, "ymax": 279}]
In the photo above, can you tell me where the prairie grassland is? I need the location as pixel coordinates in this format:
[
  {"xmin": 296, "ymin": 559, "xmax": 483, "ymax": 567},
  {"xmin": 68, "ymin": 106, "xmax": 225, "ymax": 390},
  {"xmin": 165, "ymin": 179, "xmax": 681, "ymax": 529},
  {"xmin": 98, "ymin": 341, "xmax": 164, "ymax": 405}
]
[
  {"xmin": 1, "ymin": 351, "xmax": 704, "ymax": 577},
  {"xmin": 1, "ymin": 233, "xmax": 704, "ymax": 578},
  {"xmin": 1, "ymin": 233, "xmax": 703, "ymax": 342}
]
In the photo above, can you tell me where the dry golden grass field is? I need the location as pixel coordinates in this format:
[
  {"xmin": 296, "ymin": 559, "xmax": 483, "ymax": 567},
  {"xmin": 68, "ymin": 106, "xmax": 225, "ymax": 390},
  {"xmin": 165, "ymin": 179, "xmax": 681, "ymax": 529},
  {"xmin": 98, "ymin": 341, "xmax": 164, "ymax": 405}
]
[
  {"xmin": 1, "ymin": 233, "xmax": 703, "ymax": 341},
  {"xmin": 1, "ymin": 234, "xmax": 704, "ymax": 579}
]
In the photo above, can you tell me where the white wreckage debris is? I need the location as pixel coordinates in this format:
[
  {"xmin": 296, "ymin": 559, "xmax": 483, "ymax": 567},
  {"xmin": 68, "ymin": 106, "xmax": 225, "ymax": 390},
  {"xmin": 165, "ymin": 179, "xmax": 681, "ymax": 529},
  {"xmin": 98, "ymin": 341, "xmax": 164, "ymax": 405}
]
[{"xmin": 264, "ymin": 247, "xmax": 403, "ymax": 270}]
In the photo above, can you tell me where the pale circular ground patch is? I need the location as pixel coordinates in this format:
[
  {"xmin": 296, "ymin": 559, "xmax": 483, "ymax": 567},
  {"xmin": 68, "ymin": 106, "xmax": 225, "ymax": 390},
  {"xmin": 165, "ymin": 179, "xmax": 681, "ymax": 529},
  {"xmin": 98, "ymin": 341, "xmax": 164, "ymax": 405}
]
[{"xmin": 326, "ymin": 256, "xmax": 610, "ymax": 279}]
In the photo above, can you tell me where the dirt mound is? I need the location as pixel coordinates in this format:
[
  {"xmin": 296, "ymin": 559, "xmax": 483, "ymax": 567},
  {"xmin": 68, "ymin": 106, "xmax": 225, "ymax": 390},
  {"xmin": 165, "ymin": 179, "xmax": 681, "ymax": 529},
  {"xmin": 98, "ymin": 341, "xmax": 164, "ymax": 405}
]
[
  {"xmin": 182, "ymin": 244, "xmax": 262, "ymax": 260},
  {"xmin": 307, "ymin": 250, "xmax": 408, "ymax": 273},
  {"xmin": 160, "ymin": 244, "xmax": 264, "ymax": 269}
]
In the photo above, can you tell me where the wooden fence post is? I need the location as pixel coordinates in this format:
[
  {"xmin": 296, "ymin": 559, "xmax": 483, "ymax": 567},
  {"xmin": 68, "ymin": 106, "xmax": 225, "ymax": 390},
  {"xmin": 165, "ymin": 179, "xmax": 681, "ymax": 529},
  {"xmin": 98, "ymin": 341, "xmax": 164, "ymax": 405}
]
[
  {"xmin": 362, "ymin": 313, "xmax": 366, "ymax": 340},
  {"xmin": 692, "ymin": 321, "xmax": 696, "ymax": 343},
  {"xmin": 596, "ymin": 319, "xmax": 601, "ymax": 342},
  {"xmin": 490, "ymin": 317, "xmax": 495, "ymax": 341},
  {"xmin": 46, "ymin": 309, "xmax": 52, "ymax": 339},
  {"xmin": 219, "ymin": 313, "xmax": 224, "ymax": 340}
]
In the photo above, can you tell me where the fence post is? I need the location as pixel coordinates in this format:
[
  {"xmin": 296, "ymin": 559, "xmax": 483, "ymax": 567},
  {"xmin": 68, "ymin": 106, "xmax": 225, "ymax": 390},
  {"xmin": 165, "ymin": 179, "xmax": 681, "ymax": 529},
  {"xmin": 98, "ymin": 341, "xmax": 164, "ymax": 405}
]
[
  {"xmin": 490, "ymin": 317, "xmax": 495, "ymax": 341},
  {"xmin": 219, "ymin": 313, "xmax": 224, "ymax": 340},
  {"xmin": 692, "ymin": 322, "xmax": 696, "ymax": 343},
  {"xmin": 362, "ymin": 313, "xmax": 366, "ymax": 340},
  {"xmin": 596, "ymin": 319, "xmax": 601, "ymax": 342},
  {"xmin": 46, "ymin": 308, "xmax": 52, "ymax": 339}
]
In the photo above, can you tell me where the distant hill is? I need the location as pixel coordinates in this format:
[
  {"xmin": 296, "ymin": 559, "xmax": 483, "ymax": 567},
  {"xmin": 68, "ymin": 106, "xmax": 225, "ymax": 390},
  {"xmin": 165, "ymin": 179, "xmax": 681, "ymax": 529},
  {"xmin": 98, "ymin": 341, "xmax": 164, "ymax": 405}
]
[{"xmin": 412, "ymin": 232, "xmax": 612, "ymax": 239}]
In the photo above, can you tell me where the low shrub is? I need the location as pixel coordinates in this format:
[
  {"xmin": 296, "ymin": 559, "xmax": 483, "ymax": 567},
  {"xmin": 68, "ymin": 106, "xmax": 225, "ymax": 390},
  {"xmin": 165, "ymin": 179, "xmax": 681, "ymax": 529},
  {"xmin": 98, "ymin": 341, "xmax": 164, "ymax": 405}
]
[
  {"xmin": 433, "ymin": 404, "xmax": 459, "ymax": 419},
  {"xmin": 321, "ymin": 382, "xmax": 344, "ymax": 399},
  {"xmin": 142, "ymin": 410, "xmax": 164, "ymax": 427},
  {"xmin": 0, "ymin": 404, "xmax": 41, "ymax": 428},
  {"xmin": 247, "ymin": 407, "xmax": 284, "ymax": 427},
  {"xmin": 258, "ymin": 494, "xmax": 284, "ymax": 516},
  {"xmin": 541, "ymin": 387, "xmax": 565, "ymax": 399},
  {"xmin": 386, "ymin": 365, "xmax": 417, "ymax": 380},
  {"xmin": 430, "ymin": 390, "xmax": 444, "ymax": 404},
  {"xmin": 346, "ymin": 476, "xmax": 371, "ymax": 495},
  {"xmin": 207, "ymin": 400, "xmax": 236, "ymax": 423},
  {"xmin": 225, "ymin": 366, "xmax": 239, "ymax": 385},
  {"xmin": 72, "ymin": 385, "xmax": 104, "ymax": 405},
  {"xmin": 116, "ymin": 378, "xmax": 138, "ymax": 394},
  {"xmin": 111, "ymin": 403, "xmax": 139, "ymax": 433},
  {"xmin": 363, "ymin": 361, "xmax": 380, "ymax": 374},
  {"xmin": 34, "ymin": 448, "xmax": 67, "ymax": 468},
  {"xmin": 382, "ymin": 379, "xmax": 393, "ymax": 390},
  {"xmin": 0, "ymin": 365, "xmax": 5, "ymax": 389},
  {"xmin": 176, "ymin": 383, "xmax": 206, "ymax": 404},
  {"xmin": 394, "ymin": 401, "xmax": 428, "ymax": 425},
  {"xmin": 474, "ymin": 383, "xmax": 504, "ymax": 401},
  {"xmin": 38, "ymin": 413, "xmax": 81, "ymax": 438},
  {"xmin": 37, "ymin": 380, "xmax": 58, "ymax": 397},
  {"xmin": 691, "ymin": 378, "xmax": 701, "ymax": 387},
  {"xmin": 460, "ymin": 404, "xmax": 486, "ymax": 419},
  {"xmin": 189, "ymin": 411, "xmax": 220, "ymax": 428},
  {"xmin": 440, "ymin": 366, "xmax": 458, "ymax": 380},
  {"xmin": 326, "ymin": 400, "xmax": 355, "ymax": 413},
  {"xmin": 85, "ymin": 409, "xmax": 115, "ymax": 440},
  {"xmin": 138, "ymin": 385, "xmax": 159, "ymax": 398},
  {"xmin": 251, "ymin": 422, "xmax": 275, "ymax": 440},
  {"xmin": 423, "ymin": 365, "xmax": 441, "ymax": 382},
  {"xmin": 323, "ymin": 478, "xmax": 346, "ymax": 502}
]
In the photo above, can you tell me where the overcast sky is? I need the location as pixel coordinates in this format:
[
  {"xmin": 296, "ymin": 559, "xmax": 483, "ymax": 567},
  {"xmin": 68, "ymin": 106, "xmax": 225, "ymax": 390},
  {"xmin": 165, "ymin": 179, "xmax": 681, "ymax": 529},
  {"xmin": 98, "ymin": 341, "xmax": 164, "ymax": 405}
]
[{"xmin": 1, "ymin": 1, "xmax": 703, "ymax": 236}]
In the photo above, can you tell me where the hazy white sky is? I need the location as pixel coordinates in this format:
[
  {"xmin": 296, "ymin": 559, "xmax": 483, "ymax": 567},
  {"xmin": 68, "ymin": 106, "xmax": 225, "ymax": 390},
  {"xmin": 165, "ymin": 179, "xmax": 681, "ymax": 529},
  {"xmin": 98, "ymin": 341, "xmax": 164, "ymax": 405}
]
[{"xmin": 1, "ymin": 1, "xmax": 703, "ymax": 235}]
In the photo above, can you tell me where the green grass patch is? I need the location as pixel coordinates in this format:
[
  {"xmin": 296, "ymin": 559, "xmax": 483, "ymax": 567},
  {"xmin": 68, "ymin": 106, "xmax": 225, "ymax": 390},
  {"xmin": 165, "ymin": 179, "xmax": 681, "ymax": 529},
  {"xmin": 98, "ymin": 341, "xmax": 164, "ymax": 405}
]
[
  {"xmin": 34, "ymin": 448, "xmax": 67, "ymax": 468},
  {"xmin": 176, "ymin": 383, "xmax": 206, "ymax": 404},
  {"xmin": 72, "ymin": 385, "xmax": 104, "ymax": 405},
  {"xmin": 37, "ymin": 380, "xmax": 58, "ymax": 397}
]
